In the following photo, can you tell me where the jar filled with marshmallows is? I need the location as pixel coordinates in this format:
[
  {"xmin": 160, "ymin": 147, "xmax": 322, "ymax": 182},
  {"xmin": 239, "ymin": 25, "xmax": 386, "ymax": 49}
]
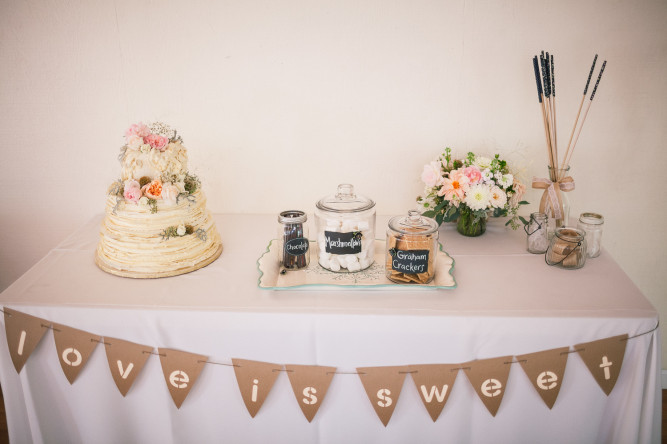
[{"xmin": 315, "ymin": 184, "xmax": 376, "ymax": 272}]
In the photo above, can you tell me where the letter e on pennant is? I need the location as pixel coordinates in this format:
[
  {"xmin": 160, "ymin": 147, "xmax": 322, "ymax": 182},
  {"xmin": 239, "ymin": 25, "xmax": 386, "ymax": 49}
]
[
  {"xmin": 463, "ymin": 356, "xmax": 512, "ymax": 417},
  {"xmin": 158, "ymin": 348, "xmax": 207, "ymax": 409},
  {"xmin": 517, "ymin": 346, "xmax": 569, "ymax": 409}
]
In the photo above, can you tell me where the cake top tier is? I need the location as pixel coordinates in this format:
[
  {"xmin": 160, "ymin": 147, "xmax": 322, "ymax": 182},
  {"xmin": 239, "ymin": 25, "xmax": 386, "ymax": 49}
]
[{"xmin": 119, "ymin": 122, "xmax": 188, "ymax": 181}]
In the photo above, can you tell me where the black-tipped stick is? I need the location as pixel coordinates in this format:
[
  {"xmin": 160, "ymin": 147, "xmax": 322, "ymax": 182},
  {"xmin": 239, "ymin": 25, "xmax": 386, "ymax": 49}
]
[
  {"xmin": 539, "ymin": 53, "xmax": 556, "ymax": 179},
  {"xmin": 550, "ymin": 54, "xmax": 559, "ymax": 173},
  {"xmin": 559, "ymin": 54, "xmax": 598, "ymax": 180},
  {"xmin": 562, "ymin": 60, "xmax": 607, "ymax": 175},
  {"xmin": 534, "ymin": 56, "xmax": 553, "ymax": 176}
]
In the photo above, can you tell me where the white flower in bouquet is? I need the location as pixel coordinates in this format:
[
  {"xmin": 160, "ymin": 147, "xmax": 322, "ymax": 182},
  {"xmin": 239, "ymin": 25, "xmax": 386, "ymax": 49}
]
[
  {"xmin": 465, "ymin": 184, "xmax": 491, "ymax": 211},
  {"xmin": 481, "ymin": 168, "xmax": 494, "ymax": 184},
  {"xmin": 498, "ymin": 174, "xmax": 514, "ymax": 189},
  {"xmin": 421, "ymin": 161, "xmax": 444, "ymax": 188},
  {"xmin": 474, "ymin": 156, "xmax": 492, "ymax": 169},
  {"xmin": 489, "ymin": 186, "xmax": 508, "ymax": 208}
]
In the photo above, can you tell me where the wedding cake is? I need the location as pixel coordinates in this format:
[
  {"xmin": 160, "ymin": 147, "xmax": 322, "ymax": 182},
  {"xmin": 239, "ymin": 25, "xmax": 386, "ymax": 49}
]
[{"xmin": 95, "ymin": 122, "xmax": 222, "ymax": 278}]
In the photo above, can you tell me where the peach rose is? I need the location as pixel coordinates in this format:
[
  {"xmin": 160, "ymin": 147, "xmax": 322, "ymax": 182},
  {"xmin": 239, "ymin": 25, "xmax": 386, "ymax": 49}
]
[
  {"xmin": 145, "ymin": 134, "xmax": 169, "ymax": 151},
  {"xmin": 142, "ymin": 179, "xmax": 163, "ymax": 199}
]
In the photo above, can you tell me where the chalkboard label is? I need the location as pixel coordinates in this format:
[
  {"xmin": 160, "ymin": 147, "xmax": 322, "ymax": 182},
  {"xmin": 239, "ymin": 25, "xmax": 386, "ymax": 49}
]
[
  {"xmin": 324, "ymin": 231, "xmax": 362, "ymax": 254},
  {"xmin": 285, "ymin": 237, "xmax": 309, "ymax": 256},
  {"xmin": 390, "ymin": 249, "xmax": 429, "ymax": 274}
]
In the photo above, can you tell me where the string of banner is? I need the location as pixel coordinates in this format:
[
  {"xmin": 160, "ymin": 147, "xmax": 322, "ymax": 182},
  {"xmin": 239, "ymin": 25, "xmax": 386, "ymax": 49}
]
[{"xmin": 0, "ymin": 307, "xmax": 659, "ymax": 425}]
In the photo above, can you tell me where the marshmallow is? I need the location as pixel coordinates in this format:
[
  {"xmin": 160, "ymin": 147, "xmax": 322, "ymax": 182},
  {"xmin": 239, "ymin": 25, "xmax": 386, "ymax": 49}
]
[
  {"xmin": 347, "ymin": 261, "xmax": 361, "ymax": 272},
  {"xmin": 329, "ymin": 260, "xmax": 341, "ymax": 272}
]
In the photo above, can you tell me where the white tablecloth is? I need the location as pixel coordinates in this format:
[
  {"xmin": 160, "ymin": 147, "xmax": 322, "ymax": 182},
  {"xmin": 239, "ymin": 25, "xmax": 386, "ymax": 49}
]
[{"xmin": 0, "ymin": 214, "xmax": 660, "ymax": 444}]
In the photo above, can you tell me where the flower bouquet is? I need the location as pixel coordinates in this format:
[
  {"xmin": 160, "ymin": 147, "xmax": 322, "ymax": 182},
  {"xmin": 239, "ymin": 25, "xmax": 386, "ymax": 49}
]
[{"xmin": 418, "ymin": 148, "xmax": 527, "ymax": 236}]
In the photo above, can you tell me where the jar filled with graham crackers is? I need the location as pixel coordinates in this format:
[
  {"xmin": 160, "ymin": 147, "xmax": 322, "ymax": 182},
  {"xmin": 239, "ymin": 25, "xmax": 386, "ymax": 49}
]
[{"xmin": 386, "ymin": 210, "xmax": 439, "ymax": 284}]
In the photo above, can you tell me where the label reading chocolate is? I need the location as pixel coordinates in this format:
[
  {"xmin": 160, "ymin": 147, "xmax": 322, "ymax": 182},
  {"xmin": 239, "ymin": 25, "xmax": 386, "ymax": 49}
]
[
  {"xmin": 285, "ymin": 238, "xmax": 309, "ymax": 256},
  {"xmin": 324, "ymin": 231, "xmax": 362, "ymax": 254},
  {"xmin": 390, "ymin": 249, "xmax": 429, "ymax": 274}
]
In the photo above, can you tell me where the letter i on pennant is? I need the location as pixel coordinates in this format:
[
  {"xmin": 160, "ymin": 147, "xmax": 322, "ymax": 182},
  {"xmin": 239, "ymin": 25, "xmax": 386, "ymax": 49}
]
[
  {"xmin": 3, "ymin": 308, "xmax": 50, "ymax": 373},
  {"xmin": 232, "ymin": 358, "xmax": 282, "ymax": 418},
  {"xmin": 104, "ymin": 337, "xmax": 154, "ymax": 397}
]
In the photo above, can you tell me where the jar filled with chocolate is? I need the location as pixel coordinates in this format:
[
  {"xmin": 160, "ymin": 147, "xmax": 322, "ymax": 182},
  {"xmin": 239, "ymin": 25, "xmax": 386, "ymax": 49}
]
[
  {"xmin": 545, "ymin": 227, "xmax": 587, "ymax": 270},
  {"xmin": 315, "ymin": 184, "xmax": 376, "ymax": 272},
  {"xmin": 386, "ymin": 210, "xmax": 439, "ymax": 284},
  {"xmin": 277, "ymin": 210, "xmax": 310, "ymax": 270}
]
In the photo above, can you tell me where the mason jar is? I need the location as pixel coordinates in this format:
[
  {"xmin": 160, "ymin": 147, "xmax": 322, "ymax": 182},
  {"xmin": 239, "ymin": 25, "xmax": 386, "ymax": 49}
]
[
  {"xmin": 545, "ymin": 227, "xmax": 587, "ymax": 269},
  {"xmin": 577, "ymin": 212, "xmax": 604, "ymax": 258},
  {"xmin": 315, "ymin": 184, "xmax": 375, "ymax": 272},
  {"xmin": 525, "ymin": 212, "xmax": 549, "ymax": 254},
  {"xmin": 277, "ymin": 210, "xmax": 310, "ymax": 270},
  {"xmin": 386, "ymin": 210, "xmax": 439, "ymax": 284}
]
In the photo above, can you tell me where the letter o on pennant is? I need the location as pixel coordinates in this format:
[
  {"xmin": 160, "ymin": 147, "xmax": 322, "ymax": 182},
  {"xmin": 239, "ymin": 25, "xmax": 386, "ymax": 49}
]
[{"xmin": 62, "ymin": 348, "xmax": 82, "ymax": 367}]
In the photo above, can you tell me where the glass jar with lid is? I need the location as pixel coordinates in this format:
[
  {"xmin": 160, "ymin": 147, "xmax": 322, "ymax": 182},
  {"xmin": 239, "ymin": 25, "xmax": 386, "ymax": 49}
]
[
  {"xmin": 277, "ymin": 210, "xmax": 310, "ymax": 270},
  {"xmin": 315, "ymin": 184, "xmax": 376, "ymax": 272},
  {"xmin": 386, "ymin": 210, "xmax": 439, "ymax": 284},
  {"xmin": 545, "ymin": 227, "xmax": 587, "ymax": 270},
  {"xmin": 577, "ymin": 212, "xmax": 604, "ymax": 258}
]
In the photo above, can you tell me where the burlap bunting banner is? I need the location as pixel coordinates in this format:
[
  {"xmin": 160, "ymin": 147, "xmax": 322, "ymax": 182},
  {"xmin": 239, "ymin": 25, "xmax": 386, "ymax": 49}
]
[
  {"xmin": 357, "ymin": 365, "xmax": 409, "ymax": 426},
  {"xmin": 52, "ymin": 323, "xmax": 101, "ymax": 384},
  {"xmin": 575, "ymin": 334, "xmax": 628, "ymax": 396},
  {"xmin": 158, "ymin": 348, "xmax": 207, "ymax": 409},
  {"xmin": 285, "ymin": 364, "xmax": 336, "ymax": 422},
  {"xmin": 463, "ymin": 356, "xmax": 513, "ymax": 417},
  {"xmin": 517, "ymin": 347, "xmax": 570, "ymax": 409},
  {"xmin": 104, "ymin": 337, "xmax": 153, "ymax": 397},
  {"xmin": 232, "ymin": 358, "xmax": 282, "ymax": 418},
  {"xmin": 3, "ymin": 307, "xmax": 50, "ymax": 373},
  {"xmin": 409, "ymin": 364, "xmax": 459, "ymax": 422}
]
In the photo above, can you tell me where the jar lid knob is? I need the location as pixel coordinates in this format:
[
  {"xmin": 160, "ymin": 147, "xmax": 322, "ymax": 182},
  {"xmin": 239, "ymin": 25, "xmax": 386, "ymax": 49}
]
[{"xmin": 335, "ymin": 184, "xmax": 356, "ymax": 200}]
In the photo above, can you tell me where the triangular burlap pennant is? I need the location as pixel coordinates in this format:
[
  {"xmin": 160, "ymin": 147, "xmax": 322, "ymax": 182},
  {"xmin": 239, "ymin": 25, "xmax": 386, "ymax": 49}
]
[
  {"xmin": 104, "ymin": 337, "xmax": 153, "ymax": 397},
  {"xmin": 463, "ymin": 356, "xmax": 513, "ymax": 417},
  {"xmin": 357, "ymin": 365, "xmax": 409, "ymax": 427},
  {"xmin": 52, "ymin": 323, "xmax": 101, "ymax": 384},
  {"xmin": 517, "ymin": 347, "xmax": 570, "ymax": 409},
  {"xmin": 3, "ymin": 307, "xmax": 50, "ymax": 373},
  {"xmin": 285, "ymin": 364, "xmax": 336, "ymax": 422},
  {"xmin": 158, "ymin": 348, "xmax": 207, "ymax": 409},
  {"xmin": 232, "ymin": 358, "xmax": 282, "ymax": 418},
  {"xmin": 409, "ymin": 364, "xmax": 460, "ymax": 422},
  {"xmin": 575, "ymin": 334, "xmax": 628, "ymax": 396}
]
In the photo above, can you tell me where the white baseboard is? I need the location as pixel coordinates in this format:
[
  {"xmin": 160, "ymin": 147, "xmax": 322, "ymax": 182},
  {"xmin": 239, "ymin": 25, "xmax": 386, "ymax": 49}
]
[{"xmin": 662, "ymin": 370, "xmax": 667, "ymax": 389}]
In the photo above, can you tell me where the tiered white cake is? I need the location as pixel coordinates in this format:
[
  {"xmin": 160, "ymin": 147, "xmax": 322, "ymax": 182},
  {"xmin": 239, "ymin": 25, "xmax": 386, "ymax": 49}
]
[{"xmin": 95, "ymin": 122, "xmax": 222, "ymax": 278}]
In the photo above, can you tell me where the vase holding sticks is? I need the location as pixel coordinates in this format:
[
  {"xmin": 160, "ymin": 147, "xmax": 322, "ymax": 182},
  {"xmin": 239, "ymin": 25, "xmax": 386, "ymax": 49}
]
[{"xmin": 548, "ymin": 165, "xmax": 571, "ymax": 230}]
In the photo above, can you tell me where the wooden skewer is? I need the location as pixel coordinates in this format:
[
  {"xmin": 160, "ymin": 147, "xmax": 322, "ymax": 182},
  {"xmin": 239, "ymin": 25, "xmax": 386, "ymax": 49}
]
[{"xmin": 550, "ymin": 54, "xmax": 559, "ymax": 174}]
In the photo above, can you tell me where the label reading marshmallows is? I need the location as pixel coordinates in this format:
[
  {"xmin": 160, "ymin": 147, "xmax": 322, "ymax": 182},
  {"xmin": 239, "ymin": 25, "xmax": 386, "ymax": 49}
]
[
  {"xmin": 285, "ymin": 238, "xmax": 309, "ymax": 256},
  {"xmin": 324, "ymin": 231, "xmax": 362, "ymax": 255},
  {"xmin": 391, "ymin": 249, "xmax": 429, "ymax": 274}
]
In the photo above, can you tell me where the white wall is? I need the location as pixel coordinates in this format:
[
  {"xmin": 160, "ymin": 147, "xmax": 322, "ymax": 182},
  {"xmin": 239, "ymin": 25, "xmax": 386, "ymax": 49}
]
[{"xmin": 1, "ymin": 0, "xmax": 665, "ymax": 367}]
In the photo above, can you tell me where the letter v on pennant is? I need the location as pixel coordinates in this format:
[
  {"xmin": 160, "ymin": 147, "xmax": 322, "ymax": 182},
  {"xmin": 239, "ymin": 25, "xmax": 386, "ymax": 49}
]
[
  {"xmin": 3, "ymin": 307, "xmax": 50, "ymax": 373},
  {"xmin": 104, "ymin": 337, "xmax": 153, "ymax": 397}
]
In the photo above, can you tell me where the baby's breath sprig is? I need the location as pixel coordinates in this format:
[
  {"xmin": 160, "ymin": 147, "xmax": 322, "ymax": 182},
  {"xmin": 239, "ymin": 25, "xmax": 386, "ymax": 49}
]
[
  {"xmin": 184, "ymin": 173, "xmax": 200, "ymax": 194},
  {"xmin": 148, "ymin": 198, "xmax": 158, "ymax": 214},
  {"xmin": 108, "ymin": 180, "xmax": 124, "ymax": 197},
  {"xmin": 195, "ymin": 228, "xmax": 207, "ymax": 242}
]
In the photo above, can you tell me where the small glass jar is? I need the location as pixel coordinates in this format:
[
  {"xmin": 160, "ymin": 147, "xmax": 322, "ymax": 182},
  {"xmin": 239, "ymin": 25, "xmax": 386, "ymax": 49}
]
[
  {"xmin": 315, "ymin": 184, "xmax": 376, "ymax": 272},
  {"xmin": 577, "ymin": 212, "xmax": 604, "ymax": 258},
  {"xmin": 525, "ymin": 212, "xmax": 549, "ymax": 254},
  {"xmin": 386, "ymin": 210, "xmax": 439, "ymax": 284},
  {"xmin": 277, "ymin": 210, "xmax": 310, "ymax": 270},
  {"xmin": 545, "ymin": 227, "xmax": 587, "ymax": 270}
]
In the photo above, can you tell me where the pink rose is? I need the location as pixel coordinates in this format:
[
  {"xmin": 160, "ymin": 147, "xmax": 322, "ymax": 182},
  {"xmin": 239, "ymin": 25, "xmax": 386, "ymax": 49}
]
[
  {"xmin": 145, "ymin": 134, "xmax": 169, "ymax": 151},
  {"xmin": 421, "ymin": 161, "xmax": 443, "ymax": 188},
  {"xmin": 125, "ymin": 134, "xmax": 144, "ymax": 150},
  {"xmin": 123, "ymin": 179, "xmax": 142, "ymax": 203},
  {"xmin": 462, "ymin": 166, "xmax": 482, "ymax": 184},
  {"xmin": 124, "ymin": 123, "xmax": 151, "ymax": 138}
]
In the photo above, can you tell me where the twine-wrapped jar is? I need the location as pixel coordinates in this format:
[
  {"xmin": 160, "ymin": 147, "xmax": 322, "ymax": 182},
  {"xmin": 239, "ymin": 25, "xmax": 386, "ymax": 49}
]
[{"xmin": 545, "ymin": 227, "xmax": 587, "ymax": 270}]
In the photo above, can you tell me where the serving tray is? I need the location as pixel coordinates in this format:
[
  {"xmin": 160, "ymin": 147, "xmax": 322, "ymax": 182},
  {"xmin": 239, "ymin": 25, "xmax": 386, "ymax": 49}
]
[{"xmin": 257, "ymin": 239, "xmax": 456, "ymax": 290}]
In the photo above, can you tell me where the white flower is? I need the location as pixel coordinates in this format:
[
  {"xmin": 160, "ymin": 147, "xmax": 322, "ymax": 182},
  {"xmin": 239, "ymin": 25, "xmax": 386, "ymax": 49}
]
[
  {"xmin": 494, "ymin": 171, "xmax": 503, "ymax": 182},
  {"xmin": 140, "ymin": 144, "xmax": 151, "ymax": 154},
  {"xmin": 464, "ymin": 184, "xmax": 491, "ymax": 211},
  {"xmin": 161, "ymin": 182, "xmax": 180, "ymax": 205},
  {"xmin": 139, "ymin": 196, "xmax": 148, "ymax": 206},
  {"xmin": 149, "ymin": 122, "xmax": 176, "ymax": 140},
  {"xmin": 421, "ymin": 161, "xmax": 444, "ymax": 188},
  {"xmin": 489, "ymin": 186, "xmax": 507, "ymax": 208},
  {"xmin": 481, "ymin": 168, "xmax": 494, "ymax": 183},
  {"xmin": 499, "ymin": 174, "xmax": 514, "ymax": 189},
  {"xmin": 176, "ymin": 224, "xmax": 186, "ymax": 236},
  {"xmin": 474, "ymin": 156, "xmax": 492, "ymax": 169}
]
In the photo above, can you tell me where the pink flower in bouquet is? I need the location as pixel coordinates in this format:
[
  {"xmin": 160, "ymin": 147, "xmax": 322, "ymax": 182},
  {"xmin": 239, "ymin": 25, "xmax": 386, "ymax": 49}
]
[
  {"xmin": 421, "ymin": 161, "xmax": 443, "ymax": 188},
  {"xmin": 142, "ymin": 179, "xmax": 163, "ymax": 199},
  {"xmin": 123, "ymin": 179, "xmax": 142, "ymax": 203},
  {"xmin": 145, "ymin": 134, "xmax": 169, "ymax": 151},
  {"xmin": 462, "ymin": 166, "xmax": 482, "ymax": 184},
  {"xmin": 124, "ymin": 123, "xmax": 151, "ymax": 138},
  {"xmin": 438, "ymin": 169, "xmax": 469, "ymax": 201}
]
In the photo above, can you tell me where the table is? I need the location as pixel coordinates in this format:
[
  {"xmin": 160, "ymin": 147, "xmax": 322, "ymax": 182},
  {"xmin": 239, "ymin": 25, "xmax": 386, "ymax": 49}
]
[{"xmin": 0, "ymin": 214, "xmax": 660, "ymax": 443}]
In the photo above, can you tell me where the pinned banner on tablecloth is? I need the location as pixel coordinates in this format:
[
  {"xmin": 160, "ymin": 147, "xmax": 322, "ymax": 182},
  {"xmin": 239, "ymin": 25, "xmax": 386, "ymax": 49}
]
[
  {"xmin": 53, "ymin": 323, "xmax": 101, "ymax": 384},
  {"xmin": 517, "ymin": 346, "xmax": 570, "ymax": 409},
  {"xmin": 232, "ymin": 358, "xmax": 282, "ymax": 418},
  {"xmin": 575, "ymin": 334, "xmax": 628, "ymax": 395},
  {"xmin": 3, "ymin": 307, "xmax": 50, "ymax": 373},
  {"xmin": 0, "ymin": 307, "xmax": 655, "ymax": 424},
  {"xmin": 409, "ymin": 364, "xmax": 459, "ymax": 422},
  {"xmin": 285, "ymin": 364, "xmax": 337, "ymax": 422},
  {"xmin": 463, "ymin": 356, "xmax": 513, "ymax": 417},
  {"xmin": 357, "ymin": 366, "xmax": 409, "ymax": 426},
  {"xmin": 158, "ymin": 348, "xmax": 207, "ymax": 409},
  {"xmin": 103, "ymin": 337, "xmax": 153, "ymax": 397}
]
